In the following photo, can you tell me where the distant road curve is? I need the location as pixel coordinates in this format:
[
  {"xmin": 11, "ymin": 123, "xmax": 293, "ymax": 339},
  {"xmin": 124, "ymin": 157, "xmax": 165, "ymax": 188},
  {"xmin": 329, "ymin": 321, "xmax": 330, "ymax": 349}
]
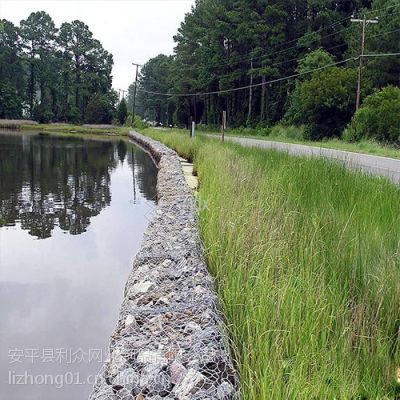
[{"xmin": 207, "ymin": 134, "xmax": 400, "ymax": 185}]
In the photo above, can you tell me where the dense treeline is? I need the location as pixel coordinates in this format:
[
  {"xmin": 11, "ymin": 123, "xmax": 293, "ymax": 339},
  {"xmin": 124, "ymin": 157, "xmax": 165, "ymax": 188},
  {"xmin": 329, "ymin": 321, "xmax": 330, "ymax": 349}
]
[
  {"xmin": 0, "ymin": 12, "xmax": 116, "ymax": 123},
  {"xmin": 133, "ymin": 0, "xmax": 400, "ymax": 139}
]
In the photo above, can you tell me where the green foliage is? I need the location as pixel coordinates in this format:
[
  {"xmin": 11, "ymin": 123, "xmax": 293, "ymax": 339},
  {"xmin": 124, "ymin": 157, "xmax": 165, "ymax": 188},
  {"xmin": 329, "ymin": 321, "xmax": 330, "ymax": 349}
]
[
  {"xmin": 286, "ymin": 67, "xmax": 358, "ymax": 139},
  {"xmin": 345, "ymin": 0, "xmax": 400, "ymax": 89},
  {"xmin": 85, "ymin": 94, "xmax": 114, "ymax": 124},
  {"xmin": 133, "ymin": 0, "xmax": 371, "ymax": 127},
  {"xmin": 0, "ymin": 80, "xmax": 22, "ymax": 118},
  {"xmin": 67, "ymin": 107, "xmax": 81, "ymax": 124},
  {"xmin": 344, "ymin": 86, "xmax": 400, "ymax": 144},
  {"xmin": 296, "ymin": 49, "xmax": 335, "ymax": 76},
  {"xmin": 0, "ymin": 12, "xmax": 114, "ymax": 123},
  {"xmin": 130, "ymin": 54, "xmax": 176, "ymax": 125},
  {"xmin": 32, "ymin": 100, "xmax": 53, "ymax": 123},
  {"xmin": 269, "ymin": 124, "xmax": 305, "ymax": 140},
  {"xmin": 0, "ymin": 19, "xmax": 25, "ymax": 118},
  {"xmin": 132, "ymin": 115, "xmax": 148, "ymax": 130},
  {"xmin": 117, "ymin": 98, "xmax": 128, "ymax": 125},
  {"xmin": 20, "ymin": 11, "xmax": 57, "ymax": 117},
  {"xmin": 58, "ymin": 20, "xmax": 113, "ymax": 121}
]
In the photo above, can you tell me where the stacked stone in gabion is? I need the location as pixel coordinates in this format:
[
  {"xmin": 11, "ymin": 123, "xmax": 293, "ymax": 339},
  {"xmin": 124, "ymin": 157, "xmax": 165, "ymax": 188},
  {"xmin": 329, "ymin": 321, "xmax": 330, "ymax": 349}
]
[{"xmin": 89, "ymin": 132, "xmax": 239, "ymax": 400}]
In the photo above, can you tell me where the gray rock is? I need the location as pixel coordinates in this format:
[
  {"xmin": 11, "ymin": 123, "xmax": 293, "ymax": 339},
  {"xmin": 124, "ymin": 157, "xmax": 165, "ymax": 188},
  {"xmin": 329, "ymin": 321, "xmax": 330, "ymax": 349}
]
[
  {"xmin": 128, "ymin": 281, "xmax": 154, "ymax": 298},
  {"xmin": 173, "ymin": 368, "xmax": 206, "ymax": 399},
  {"xmin": 109, "ymin": 348, "xmax": 127, "ymax": 377},
  {"xmin": 139, "ymin": 364, "xmax": 171, "ymax": 395},
  {"xmin": 124, "ymin": 315, "xmax": 136, "ymax": 328},
  {"xmin": 169, "ymin": 361, "xmax": 187, "ymax": 386},
  {"xmin": 112, "ymin": 368, "xmax": 139, "ymax": 393},
  {"xmin": 116, "ymin": 387, "xmax": 134, "ymax": 400}
]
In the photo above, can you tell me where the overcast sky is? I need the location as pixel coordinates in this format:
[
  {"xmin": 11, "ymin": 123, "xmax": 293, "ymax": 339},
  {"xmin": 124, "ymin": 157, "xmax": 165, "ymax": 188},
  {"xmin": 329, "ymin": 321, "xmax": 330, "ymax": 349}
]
[{"xmin": 0, "ymin": 0, "xmax": 195, "ymax": 92}]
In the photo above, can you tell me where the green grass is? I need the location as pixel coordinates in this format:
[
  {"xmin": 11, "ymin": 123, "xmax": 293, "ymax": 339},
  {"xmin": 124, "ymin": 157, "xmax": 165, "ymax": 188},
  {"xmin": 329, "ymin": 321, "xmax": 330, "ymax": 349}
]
[
  {"xmin": 141, "ymin": 128, "xmax": 400, "ymax": 399},
  {"xmin": 20, "ymin": 123, "xmax": 130, "ymax": 136},
  {"xmin": 204, "ymin": 124, "xmax": 400, "ymax": 160}
]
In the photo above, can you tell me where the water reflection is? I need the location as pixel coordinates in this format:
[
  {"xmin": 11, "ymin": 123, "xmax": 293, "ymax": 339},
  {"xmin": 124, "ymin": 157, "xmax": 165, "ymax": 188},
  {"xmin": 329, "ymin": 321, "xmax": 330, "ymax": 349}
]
[
  {"xmin": 0, "ymin": 132, "xmax": 157, "ymax": 238},
  {"xmin": 0, "ymin": 131, "xmax": 157, "ymax": 399}
]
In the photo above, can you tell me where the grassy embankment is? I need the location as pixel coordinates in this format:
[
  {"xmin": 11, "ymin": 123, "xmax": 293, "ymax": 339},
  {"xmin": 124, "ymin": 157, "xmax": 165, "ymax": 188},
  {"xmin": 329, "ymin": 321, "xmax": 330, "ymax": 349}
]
[
  {"xmin": 0, "ymin": 120, "xmax": 130, "ymax": 137},
  {"xmin": 20, "ymin": 123, "xmax": 131, "ymax": 136},
  {"xmin": 204, "ymin": 124, "xmax": 400, "ymax": 160},
  {"xmin": 141, "ymin": 128, "xmax": 400, "ymax": 399}
]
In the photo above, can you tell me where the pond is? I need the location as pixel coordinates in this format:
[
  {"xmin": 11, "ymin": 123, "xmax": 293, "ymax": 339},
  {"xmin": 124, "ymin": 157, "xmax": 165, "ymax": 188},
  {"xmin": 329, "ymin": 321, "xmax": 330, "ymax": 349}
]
[{"xmin": 0, "ymin": 131, "xmax": 158, "ymax": 399}]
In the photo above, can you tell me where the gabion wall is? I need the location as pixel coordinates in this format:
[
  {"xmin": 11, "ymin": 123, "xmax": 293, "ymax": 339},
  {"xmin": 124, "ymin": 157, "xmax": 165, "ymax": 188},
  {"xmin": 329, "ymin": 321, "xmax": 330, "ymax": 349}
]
[{"xmin": 89, "ymin": 131, "xmax": 239, "ymax": 400}]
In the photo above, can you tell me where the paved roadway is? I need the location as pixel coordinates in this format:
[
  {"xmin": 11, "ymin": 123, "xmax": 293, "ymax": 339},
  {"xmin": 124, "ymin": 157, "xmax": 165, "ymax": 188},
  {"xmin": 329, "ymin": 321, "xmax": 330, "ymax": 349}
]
[{"xmin": 209, "ymin": 135, "xmax": 400, "ymax": 185}]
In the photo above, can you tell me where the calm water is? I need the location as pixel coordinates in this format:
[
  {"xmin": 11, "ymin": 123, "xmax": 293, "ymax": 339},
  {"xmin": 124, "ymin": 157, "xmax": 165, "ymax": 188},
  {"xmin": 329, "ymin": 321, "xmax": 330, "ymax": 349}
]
[{"xmin": 0, "ymin": 131, "xmax": 157, "ymax": 399}]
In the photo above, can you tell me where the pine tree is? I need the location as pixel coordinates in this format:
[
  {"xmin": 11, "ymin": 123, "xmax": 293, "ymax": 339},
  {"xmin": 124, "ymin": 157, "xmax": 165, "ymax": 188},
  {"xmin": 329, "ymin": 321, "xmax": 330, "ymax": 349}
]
[{"xmin": 117, "ymin": 98, "xmax": 128, "ymax": 125}]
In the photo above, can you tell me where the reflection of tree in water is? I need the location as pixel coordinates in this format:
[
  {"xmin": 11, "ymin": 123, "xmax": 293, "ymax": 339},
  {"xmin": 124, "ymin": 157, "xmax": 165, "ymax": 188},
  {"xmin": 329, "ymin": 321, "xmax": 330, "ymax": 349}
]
[
  {"xmin": 126, "ymin": 146, "xmax": 157, "ymax": 202},
  {"xmin": 0, "ymin": 134, "xmax": 117, "ymax": 239},
  {"xmin": 0, "ymin": 134, "xmax": 158, "ymax": 239}
]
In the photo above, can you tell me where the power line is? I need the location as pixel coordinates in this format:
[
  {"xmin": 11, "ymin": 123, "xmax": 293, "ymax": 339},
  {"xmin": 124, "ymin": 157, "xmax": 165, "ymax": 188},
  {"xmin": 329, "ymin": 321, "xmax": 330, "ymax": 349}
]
[
  {"xmin": 363, "ymin": 52, "xmax": 400, "ymax": 57},
  {"xmin": 173, "ymin": 5, "xmax": 400, "ymax": 74},
  {"xmin": 138, "ymin": 57, "xmax": 356, "ymax": 97},
  {"xmin": 134, "ymin": 25, "xmax": 399, "ymax": 97},
  {"xmin": 364, "ymin": 2, "xmax": 400, "ymax": 17},
  {"xmin": 368, "ymin": 27, "xmax": 400, "ymax": 40},
  {"xmin": 137, "ymin": 53, "xmax": 400, "ymax": 98},
  {"xmin": 159, "ymin": 22, "xmax": 399, "ymax": 91},
  {"xmin": 176, "ymin": 24, "xmax": 353, "ymax": 73}
]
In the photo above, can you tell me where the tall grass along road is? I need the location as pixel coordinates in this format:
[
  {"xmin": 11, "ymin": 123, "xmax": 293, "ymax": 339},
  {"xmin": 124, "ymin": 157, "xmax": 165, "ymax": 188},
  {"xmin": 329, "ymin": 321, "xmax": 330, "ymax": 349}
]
[
  {"xmin": 141, "ymin": 129, "xmax": 400, "ymax": 399},
  {"xmin": 208, "ymin": 134, "xmax": 400, "ymax": 185}
]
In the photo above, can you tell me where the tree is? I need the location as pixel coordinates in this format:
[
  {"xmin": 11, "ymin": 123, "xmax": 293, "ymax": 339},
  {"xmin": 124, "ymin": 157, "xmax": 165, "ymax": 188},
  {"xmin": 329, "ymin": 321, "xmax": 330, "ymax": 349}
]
[
  {"xmin": 85, "ymin": 93, "xmax": 115, "ymax": 124},
  {"xmin": 296, "ymin": 48, "xmax": 335, "ymax": 76},
  {"xmin": 1, "ymin": 11, "xmax": 115, "ymax": 123},
  {"xmin": 58, "ymin": 20, "xmax": 113, "ymax": 122},
  {"xmin": 0, "ymin": 80, "xmax": 22, "ymax": 118},
  {"xmin": 345, "ymin": 0, "xmax": 400, "ymax": 91},
  {"xmin": 344, "ymin": 86, "xmax": 400, "ymax": 143},
  {"xmin": 0, "ymin": 19, "xmax": 24, "ymax": 118},
  {"xmin": 286, "ymin": 67, "xmax": 358, "ymax": 139},
  {"xmin": 20, "ymin": 11, "xmax": 57, "ymax": 118},
  {"xmin": 134, "ymin": 54, "xmax": 176, "ymax": 125},
  {"xmin": 117, "ymin": 98, "xmax": 128, "ymax": 125},
  {"xmin": 284, "ymin": 49, "xmax": 337, "ymax": 130}
]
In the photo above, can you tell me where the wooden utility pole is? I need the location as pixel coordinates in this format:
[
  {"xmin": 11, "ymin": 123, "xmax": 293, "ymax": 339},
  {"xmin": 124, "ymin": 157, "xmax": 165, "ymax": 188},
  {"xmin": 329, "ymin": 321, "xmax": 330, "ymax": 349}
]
[
  {"xmin": 247, "ymin": 57, "xmax": 253, "ymax": 122},
  {"xmin": 132, "ymin": 62, "xmax": 141, "ymax": 118},
  {"xmin": 351, "ymin": 16, "xmax": 378, "ymax": 111},
  {"xmin": 222, "ymin": 110, "xmax": 227, "ymax": 142}
]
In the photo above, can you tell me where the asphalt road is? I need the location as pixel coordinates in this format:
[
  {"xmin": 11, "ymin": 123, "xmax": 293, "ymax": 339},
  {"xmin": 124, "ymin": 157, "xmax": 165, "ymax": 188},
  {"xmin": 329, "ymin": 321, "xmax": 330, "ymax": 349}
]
[{"xmin": 210, "ymin": 135, "xmax": 400, "ymax": 185}]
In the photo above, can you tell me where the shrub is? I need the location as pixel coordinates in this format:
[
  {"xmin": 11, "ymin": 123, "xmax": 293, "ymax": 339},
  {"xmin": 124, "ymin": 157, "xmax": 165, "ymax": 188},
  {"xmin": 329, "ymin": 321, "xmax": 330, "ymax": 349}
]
[
  {"xmin": 285, "ymin": 67, "xmax": 358, "ymax": 140},
  {"xmin": 270, "ymin": 124, "xmax": 305, "ymax": 140},
  {"xmin": 344, "ymin": 86, "xmax": 400, "ymax": 144},
  {"xmin": 85, "ymin": 94, "xmax": 114, "ymax": 124},
  {"xmin": 32, "ymin": 101, "xmax": 53, "ymax": 123},
  {"xmin": 67, "ymin": 106, "xmax": 81, "ymax": 124},
  {"xmin": 296, "ymin": 49, "xmax": 335, "ymax": 76},
  {"xmin": 132, "ymin": 115, "xmax": 148, "ymax": 130}
]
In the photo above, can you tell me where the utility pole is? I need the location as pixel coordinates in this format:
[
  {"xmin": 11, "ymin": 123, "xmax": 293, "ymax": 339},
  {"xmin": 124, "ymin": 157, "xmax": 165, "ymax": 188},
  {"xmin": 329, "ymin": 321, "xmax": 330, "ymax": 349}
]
[
  {"xmin": 351, "ymin": 15, "xmax": 378, "ymax": 111},
  {"xmin": 221, "ymin": 110, "xmax": 227, "ymax": 142},
  {"xmin": 247, "ymin": 57, "xmax": 253, "ymax": 123},
  {"xmin": 132, "ymin": 62, "xmax": 141, "ymax": 119}
]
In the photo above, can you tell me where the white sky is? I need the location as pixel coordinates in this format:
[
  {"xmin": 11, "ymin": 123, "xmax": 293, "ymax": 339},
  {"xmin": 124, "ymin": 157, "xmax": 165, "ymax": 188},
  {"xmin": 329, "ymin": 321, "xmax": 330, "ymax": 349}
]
[{"xmin": 0, "ymin": 0, "xmax": 195, "ymax": 91}]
